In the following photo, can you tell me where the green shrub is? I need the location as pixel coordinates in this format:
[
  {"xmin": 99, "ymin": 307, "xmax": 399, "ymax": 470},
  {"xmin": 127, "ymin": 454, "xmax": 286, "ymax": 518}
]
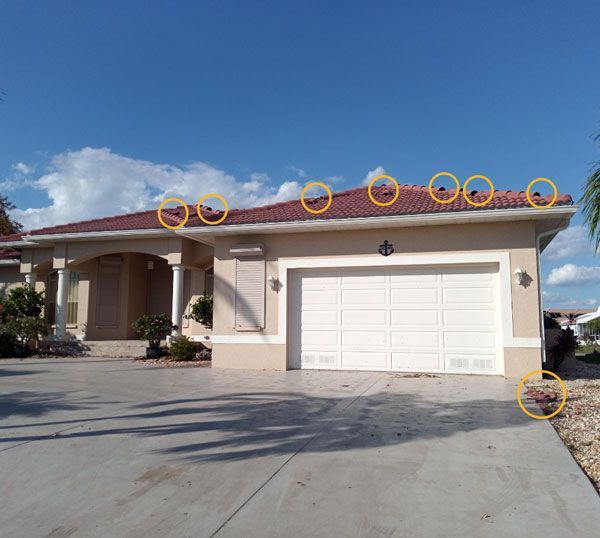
[
  {"xmin": 0, "ymin": 325, "xmax": 15, "ymax": 357},
  {"xmin": 131, "ymin": 313, "xmax": 175, "ymax": 348},
  {"xmin": 187, "ymin": 294, "xmax": 213, "ymax": 329},
  {"xmin": 1, "ymin": 285, "xmax": 44, "ymax": 320},
  {"xmin": 4, "ymin": 317, "xmax": 48, "ymax": 348},
  {"xmin": 548, "ymin": 328, "xmax": 579, "ymax": 371},
  {"xmin": 543, "ymin": 313, "xmax": 560, "ymax": 330},
  {"xmin": 169, "ymin": 336, "xmax": 196, "ymax": 361}
]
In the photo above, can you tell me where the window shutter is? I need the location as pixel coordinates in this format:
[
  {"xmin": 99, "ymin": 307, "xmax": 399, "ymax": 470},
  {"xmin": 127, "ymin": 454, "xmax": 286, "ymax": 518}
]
[{"xmin": 235, "ymin": 258, "xmax": 265, "ymax": 330}]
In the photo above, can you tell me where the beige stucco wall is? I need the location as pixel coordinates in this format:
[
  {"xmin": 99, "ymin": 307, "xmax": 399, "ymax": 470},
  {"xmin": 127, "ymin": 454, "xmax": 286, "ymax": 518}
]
[
  {"xmin": 212, "ymin": 220, "xmax": 543, "ymax": 377},
  {"xmin": 212, "ymin": 344, "xmax": 286, "ymax": 370},
  {"xmin": 0, "ymin": 265, "xmax": 25, "ymax": 299}
]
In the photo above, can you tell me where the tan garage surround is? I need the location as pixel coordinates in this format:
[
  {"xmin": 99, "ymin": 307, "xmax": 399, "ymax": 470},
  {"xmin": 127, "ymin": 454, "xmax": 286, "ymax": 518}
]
[{"xmin": 212, "ymin": 220, "xmax": 544, "ymax": 377}]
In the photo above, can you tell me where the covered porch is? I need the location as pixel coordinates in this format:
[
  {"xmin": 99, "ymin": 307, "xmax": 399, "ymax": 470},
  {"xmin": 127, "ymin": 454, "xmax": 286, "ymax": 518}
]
[{"xmin": 19, "ymin": 236, "xmax": 214, "ymax": 343}]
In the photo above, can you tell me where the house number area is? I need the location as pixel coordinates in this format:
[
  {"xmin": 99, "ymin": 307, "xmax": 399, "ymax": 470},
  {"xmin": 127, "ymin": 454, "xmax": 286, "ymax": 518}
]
[{"xmin": 156, "ymin": 174, "xmax": 559, "ymax": 229}]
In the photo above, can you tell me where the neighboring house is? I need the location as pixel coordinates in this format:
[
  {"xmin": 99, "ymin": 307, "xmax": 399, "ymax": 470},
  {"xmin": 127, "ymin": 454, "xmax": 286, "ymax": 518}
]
[
  {"xmin": 0, "ymin": 184, "xmax": 576, "ymax": 377},
  {"xmin": 0, "ymin": 247, "xmax": 25, "ymax": 298},
  {"xmin": 561, "ymin": 307, "xmax": 600, "ymax": 343},
  {"xmin": 546, "ymin": 308, "xmax": 594, "ymax": 325}
]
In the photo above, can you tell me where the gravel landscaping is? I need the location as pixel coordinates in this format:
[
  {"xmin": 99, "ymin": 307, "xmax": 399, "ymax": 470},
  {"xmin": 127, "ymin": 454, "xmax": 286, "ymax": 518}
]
[{"xmin": 526, "ymin": 360, "xmax": 600, "ymax": 493}]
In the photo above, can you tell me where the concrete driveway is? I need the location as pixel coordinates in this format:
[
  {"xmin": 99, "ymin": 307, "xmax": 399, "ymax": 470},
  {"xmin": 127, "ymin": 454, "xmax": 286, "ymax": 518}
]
[{"xmin": 0, "ymin": 359, "xmax": 598, "ymax": 538}]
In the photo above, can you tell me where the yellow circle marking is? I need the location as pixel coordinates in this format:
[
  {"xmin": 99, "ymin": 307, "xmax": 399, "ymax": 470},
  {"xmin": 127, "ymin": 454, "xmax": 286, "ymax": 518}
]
[
  {"xmin": 428, "ymin": 172, "xmax": 460, "ymax": 204},
  {"xmin": 462, "ymin": 175, "xmax": 495, "ymax": 207},
  {"xmin": 526, "ymin": 178, "xmax": 558, "ymax": 209},
  {"xmin": 196, "ymin": 193, "xmax": 229, "ymax": 225},
  {"xmin": 157, "ymin": 197, "xmax": 189, "ymax": 229},
  {"xmin": 300, "ymin": 181, "xmax": 332, "ymax": 215},
  {"xmin": 367, "ymin": 175, "xmax": 400, "ymax": 207},
  {"xmin": 517, "ymin": 369, "xmax": 567, "ymax": 420}
]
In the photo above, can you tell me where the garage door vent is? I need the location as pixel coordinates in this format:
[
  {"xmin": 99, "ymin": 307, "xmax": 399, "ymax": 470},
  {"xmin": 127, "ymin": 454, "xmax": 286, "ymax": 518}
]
[
  {"xmin": 472, "ymin": 358, "xmax": 494, "ymax": 370},
  {"xmin": 302, "ymin": 352, "xmax": 337, "ymax": 367},
  {"xmin": 448, "ymin": 357, "xmax": 470, "ymax": 370}
]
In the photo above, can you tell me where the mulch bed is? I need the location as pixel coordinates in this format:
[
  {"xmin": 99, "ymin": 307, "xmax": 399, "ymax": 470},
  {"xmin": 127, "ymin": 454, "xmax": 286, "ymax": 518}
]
[{"xmin": 135, "ymin": 357, "xmax": 212, "ymax": 368}]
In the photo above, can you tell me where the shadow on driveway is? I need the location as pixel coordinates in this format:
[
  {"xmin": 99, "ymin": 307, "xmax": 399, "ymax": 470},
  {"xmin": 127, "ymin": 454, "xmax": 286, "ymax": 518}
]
[{"xmin": 0, "ymin": 389, "xmax": 531, "ymax": 461}]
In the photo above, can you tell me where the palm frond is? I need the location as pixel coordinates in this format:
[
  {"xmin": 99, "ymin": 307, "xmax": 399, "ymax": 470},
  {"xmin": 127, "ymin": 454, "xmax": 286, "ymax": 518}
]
[{"xmin": 580, "ymin": 161, "xmax": 600, "ymax": 251}]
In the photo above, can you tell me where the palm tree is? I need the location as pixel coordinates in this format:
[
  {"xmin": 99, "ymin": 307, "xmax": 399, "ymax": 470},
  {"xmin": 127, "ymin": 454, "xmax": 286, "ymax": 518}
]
[{"xmin": 581, "ymin": 132, "xmax": 600, "ymax": 251}]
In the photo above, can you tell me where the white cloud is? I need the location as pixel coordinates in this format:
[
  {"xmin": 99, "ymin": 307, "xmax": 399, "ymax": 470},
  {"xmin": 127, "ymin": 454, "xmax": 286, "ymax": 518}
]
[
  {"xmin": 10, "ymin": 147, "xmax": 302, "ymax": 230},
  {"xmin": 288, "ymin": 165, "xmax": 308, "ymax": 179},
  {"xmin": 362, "ymin": 166, "xmax": 386, "ymax": 185},
  {"xmin": 546, "ymin": 263, "xmax": 600, "ymax": 286},
  {"xmin": 542, "ymin": 290, "xmax": 599, "ymax": 308},
  {"xmin": 542, "ymin": 225, "xmax": 597, "ymax": 260},
  {"xmin": 13, "ymin": 162, "xmax": 34, "ymax": 175}
]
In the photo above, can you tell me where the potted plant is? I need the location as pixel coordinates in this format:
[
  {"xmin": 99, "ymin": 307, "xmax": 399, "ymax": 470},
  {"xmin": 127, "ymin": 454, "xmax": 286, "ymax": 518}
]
[{"xmin": 131, "ymin": 313, "xmax": 176, "ymax": 359}]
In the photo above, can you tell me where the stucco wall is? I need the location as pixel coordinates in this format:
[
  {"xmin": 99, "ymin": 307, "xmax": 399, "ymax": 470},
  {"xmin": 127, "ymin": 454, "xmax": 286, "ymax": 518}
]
[
  {"xmin": 212, "ymin": 220, "xmax": 542, "ymax": 377},
  {"xmin": 0, "ymin": 265, "xmax": 25, "ymax": 299}
]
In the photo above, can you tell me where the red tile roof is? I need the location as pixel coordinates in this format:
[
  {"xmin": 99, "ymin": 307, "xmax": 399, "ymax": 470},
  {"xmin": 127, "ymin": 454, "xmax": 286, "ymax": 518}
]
[
  {"xmin": 0, "ymin": 247, "xmax": 21, "ymax": 260},
  {"xmin": 0, "ymin": 184, "xmax": 573, "ymax": 241}
]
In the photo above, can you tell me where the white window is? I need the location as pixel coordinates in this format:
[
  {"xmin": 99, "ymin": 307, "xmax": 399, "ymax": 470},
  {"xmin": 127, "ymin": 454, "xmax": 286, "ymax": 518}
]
[
  {"xmin": 234, "ymin": 258, "xmax": 265, "ymax": 330},
  {"xmin": 47, "ymin": 271, "xmax": 79, "ymax": 325}
]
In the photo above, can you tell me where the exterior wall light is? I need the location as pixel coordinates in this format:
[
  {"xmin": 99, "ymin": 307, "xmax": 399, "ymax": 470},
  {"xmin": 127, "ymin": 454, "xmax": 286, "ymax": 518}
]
[
  {"xmin": 514, "ymin": 268, "xmax": 525, "ymax": 285},
  {"xmin": 268, "ymin": 275, "xmax": 281, "ymax": 292}
]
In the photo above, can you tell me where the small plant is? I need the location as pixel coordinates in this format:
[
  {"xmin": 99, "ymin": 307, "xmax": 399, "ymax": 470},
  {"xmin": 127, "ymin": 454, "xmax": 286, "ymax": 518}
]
[
  {"xmin": 548, "ymin": 328, "xmax": 579, "ymax": 371},
  {"xmin": 187, "ymin": 294, "xmax": 213, "ymax": 329},
  {"xmin": 131, "ymin": 313, "xmax": 176, "ymax": 348},
  {"xmin": 169, "ymin": 335, "xmax": 196, "ymax": 361}
]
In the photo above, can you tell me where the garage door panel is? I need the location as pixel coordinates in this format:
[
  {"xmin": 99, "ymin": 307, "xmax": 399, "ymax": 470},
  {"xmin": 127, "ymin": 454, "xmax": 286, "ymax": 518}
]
[
  {"xmin": 391, "ymin": 331, "xmax": 439, "ymax": 347},
  {"xmin": 391, "ymin": 309, "xmax": 438, "ymax": 326},
  {"xmin": 341, "ymin": 273, "xmax": 386, "ymax": 284},
  {"xmin": 303, "ymin": 290, "xmax": 338, "ymax": 305},
  {"xmin": 390, "ymin": 269, "xmax": 438, "ymax": 283},
  {"xmin": 442, "ymin": 268, "xmax": 493, "ymax": 282},
  {"xmin": 391, "ymin": 288, "xmax": 438, "ymax": 304},
  {"xmin": 343, "ymin": 309, "xmax": 387, "ymax": 325},
  {"xmin": 444, "ymin": 331, "xmax": 495, "ymax": 348},
  {"xmin": 443, "ymin": 287, "xmax": 493, "ymax": 304},
  {"xmin": 392, "ymin": 352, "xmax": 441, "ymax": 370},
  {"xmin": 302, "ymin": 275, "xmax": 338, "ymax": 286},
  {"xmin": 342, "ymin": 352, "xmax": 386, "ymax": 368},
  {"xmin": 302, "ymin": 330, "xmax": 338, "ymax": 346},
  {"xmin": 342, "ymin": 330, "xmax": 387, "ymax": 346},
  {"xmin": 443, "ymin": 309, "xmax": 494, "ymax": 326},
  {"xmin": 342, "ymin": 289, "xmax": 386, "ymax": 305},
  {"xmin": 302, "ymin": 310, "xmax": 338, "ymax": 325}
]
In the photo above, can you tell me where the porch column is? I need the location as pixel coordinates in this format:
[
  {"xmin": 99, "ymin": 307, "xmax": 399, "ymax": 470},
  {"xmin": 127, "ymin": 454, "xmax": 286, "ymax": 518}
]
[
  {"xmin": 25, "ymin": 273, "xmax": 37, "ymax": 286},
  {"xmin": 55, "ymin": 268, "xmax": 70, "ymax": 339},
  {"xmin": 171, "ymin": 264, "xmax": 185, "ymax": 337}
]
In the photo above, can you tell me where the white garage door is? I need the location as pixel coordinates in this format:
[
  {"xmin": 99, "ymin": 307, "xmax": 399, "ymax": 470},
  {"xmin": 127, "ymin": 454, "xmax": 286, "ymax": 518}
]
[{"xmin": 289, "ymin": 265, "xmax": 502, "ymax": 375}]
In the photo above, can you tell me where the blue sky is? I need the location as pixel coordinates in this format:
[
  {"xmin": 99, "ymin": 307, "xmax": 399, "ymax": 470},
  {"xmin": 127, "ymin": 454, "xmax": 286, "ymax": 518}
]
[{"xmin": 1, "ymin": 0, "xmax": 599, "ymax": 308}]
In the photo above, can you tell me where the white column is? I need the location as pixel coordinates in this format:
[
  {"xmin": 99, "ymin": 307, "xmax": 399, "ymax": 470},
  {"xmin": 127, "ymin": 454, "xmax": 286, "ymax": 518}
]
[
  {"xmin": 171, "ymin": 264, "xmax": 185, "ymax": 337},
  {"xmin": 25, "ymin": 273, "xmax": 37, "ymax": 286},
  {"xmin": 55, "ymin": 268, "xmax": 69, "ymax": 339}
]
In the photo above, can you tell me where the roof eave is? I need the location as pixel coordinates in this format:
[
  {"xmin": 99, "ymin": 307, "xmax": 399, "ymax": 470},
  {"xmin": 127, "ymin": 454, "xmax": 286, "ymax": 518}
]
[{"xmin": 177, "ymin": 205, "xmax": 578, "ymax": 238}]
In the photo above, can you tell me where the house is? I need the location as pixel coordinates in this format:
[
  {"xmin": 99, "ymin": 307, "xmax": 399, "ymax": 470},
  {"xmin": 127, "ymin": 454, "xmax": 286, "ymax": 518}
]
[
  {"xmin": 545, "ymin": 308, "xmax": 595, "ymax": 325},
  {"xmin": 561, "ymin": 306, "xmax": 600, "ymax": 343},
  {"xmin": 0, "ymin": 183, "xmax": 576, "ymax": 377}
]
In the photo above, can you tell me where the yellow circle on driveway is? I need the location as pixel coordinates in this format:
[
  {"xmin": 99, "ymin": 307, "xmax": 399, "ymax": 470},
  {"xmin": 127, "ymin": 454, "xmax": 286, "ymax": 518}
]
[{"xmin": 517, "ymin": 369, "xmax": 567, "ymax": 420}]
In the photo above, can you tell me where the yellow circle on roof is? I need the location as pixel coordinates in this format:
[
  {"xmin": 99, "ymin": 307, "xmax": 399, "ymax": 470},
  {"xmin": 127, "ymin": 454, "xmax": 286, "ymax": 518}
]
[
  {"xmin": 300, "ymin": 182, "xmax": 332, "ymax": 214},
  {"xmin": 526, "ymin": 178, "xmax": 558, "ymax": 209},
  {"xmin": 462, "ymin": 175, "xmax": 495, "ymax": 207},
  {"xmin": 196, "ymin": 193, "xmax": 229, "ymax": 225},
  {"xmin": 428, "ymin": 172, "xmax": 460, "ymax": 204},
  {"xmin": 367, "ymin": 175, "xmax": 400, "ymax": 207},
  {"xmin": 157, "ymin": 197, "xmax": 189, "ymax": 229}
]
